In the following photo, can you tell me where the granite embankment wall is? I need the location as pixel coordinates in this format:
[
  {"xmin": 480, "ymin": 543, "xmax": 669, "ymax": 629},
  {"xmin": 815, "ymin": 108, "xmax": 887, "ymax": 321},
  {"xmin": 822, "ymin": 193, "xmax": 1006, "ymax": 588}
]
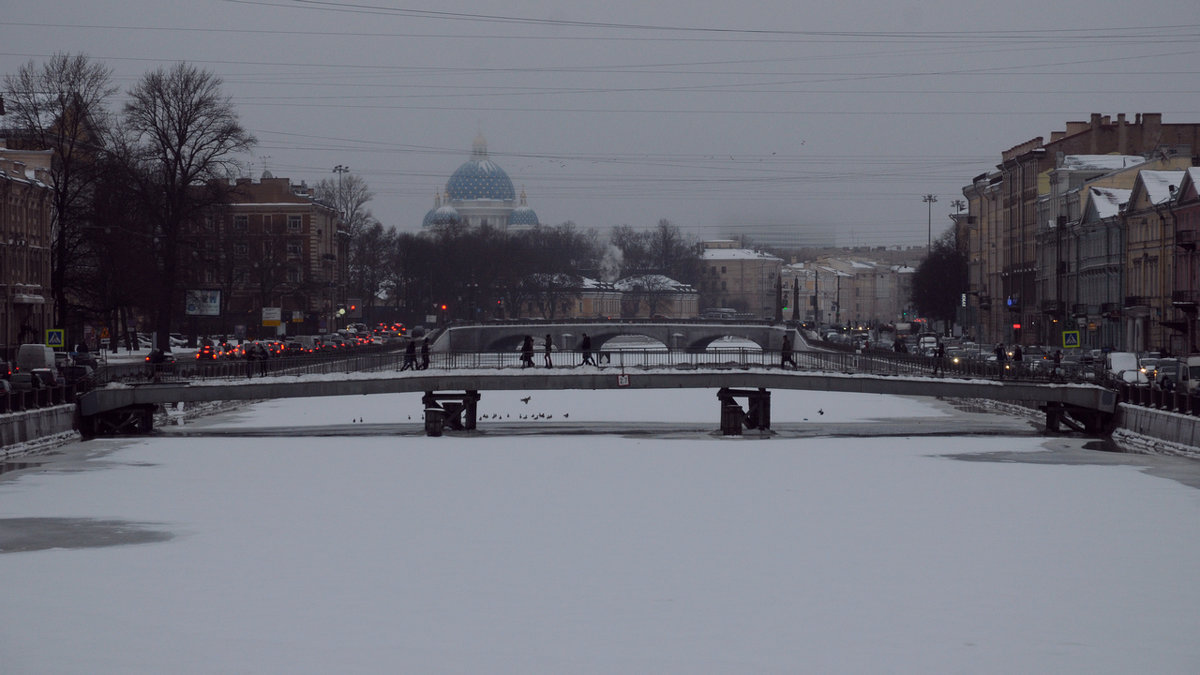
[{"xmin": 1, "ymin": 405, "xmax": 76, "ymax": 458}]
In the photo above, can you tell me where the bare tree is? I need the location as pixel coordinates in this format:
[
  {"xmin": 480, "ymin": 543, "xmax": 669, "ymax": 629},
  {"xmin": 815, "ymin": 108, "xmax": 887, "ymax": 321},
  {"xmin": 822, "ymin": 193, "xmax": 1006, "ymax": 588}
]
[
  {"xmin": 3, "ymin": 52, "xmax": 116, "ymax": 335},
  {"xmin": 314, "ymin": 173, "xmax": 374, "ymax": 239},
  {"xmin": 121, "ymin": 62, "xmax": 255, "ymax": 350}
]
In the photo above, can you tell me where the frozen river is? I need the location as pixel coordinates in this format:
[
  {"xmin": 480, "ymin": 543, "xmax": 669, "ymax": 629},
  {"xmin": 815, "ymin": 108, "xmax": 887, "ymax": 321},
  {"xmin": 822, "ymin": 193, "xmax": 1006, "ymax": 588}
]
[{"xmin": 3, "ymin": 388, "xmax": 1200, "ymax": 673}]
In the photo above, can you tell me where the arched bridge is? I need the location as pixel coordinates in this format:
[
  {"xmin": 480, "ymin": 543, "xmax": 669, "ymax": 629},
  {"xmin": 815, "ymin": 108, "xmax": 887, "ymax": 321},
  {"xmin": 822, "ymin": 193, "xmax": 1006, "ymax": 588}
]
[{"xmin": 432, "ymin": 320, "xmax": 791, "ymax": 353}]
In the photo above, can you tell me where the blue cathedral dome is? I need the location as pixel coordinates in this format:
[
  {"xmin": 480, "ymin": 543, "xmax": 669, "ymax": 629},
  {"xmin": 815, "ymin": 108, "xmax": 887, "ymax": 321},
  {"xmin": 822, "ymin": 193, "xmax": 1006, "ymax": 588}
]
[
  {"xmin": 445, "ymin": 134, "xmax": 516, "ymax": 202},
  {"xmin": 508, "ymin": 189, "xmax": 539, "ymax": 227}
]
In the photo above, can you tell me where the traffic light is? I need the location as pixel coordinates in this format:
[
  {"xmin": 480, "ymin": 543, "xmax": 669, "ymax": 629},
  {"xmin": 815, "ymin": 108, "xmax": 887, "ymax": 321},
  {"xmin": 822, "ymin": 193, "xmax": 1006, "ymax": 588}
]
[{"xmin": 1012, "ymin": 322, "xmax": 1022, "ymax": 342}]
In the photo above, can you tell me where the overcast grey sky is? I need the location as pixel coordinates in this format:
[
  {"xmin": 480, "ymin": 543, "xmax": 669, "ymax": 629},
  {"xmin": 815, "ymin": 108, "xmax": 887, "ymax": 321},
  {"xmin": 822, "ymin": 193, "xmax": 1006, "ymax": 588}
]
[{"xmin": 3, "ymin": 0, "xmax": 1198, "ymax": 247}]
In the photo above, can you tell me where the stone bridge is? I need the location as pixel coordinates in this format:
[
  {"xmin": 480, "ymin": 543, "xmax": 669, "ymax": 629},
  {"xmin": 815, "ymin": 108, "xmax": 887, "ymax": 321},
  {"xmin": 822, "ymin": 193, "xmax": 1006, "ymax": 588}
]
[{"xmin": 432, "ymin": 321, "xmax": 793, "ymax": 353}]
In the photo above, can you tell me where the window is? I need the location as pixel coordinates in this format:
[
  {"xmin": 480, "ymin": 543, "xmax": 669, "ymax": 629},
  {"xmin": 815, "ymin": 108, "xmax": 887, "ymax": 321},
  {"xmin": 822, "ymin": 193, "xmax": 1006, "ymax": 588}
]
[
  {"xmin": 233, "ymin": 215, "xmax": 248, "ymax": 231},
  {"xmin": 287, "ymin": 241, "xmax": 302, "ymax": 257},
  {"xmin": 262, "ymin": 215, "xmax": 272, "ymax": 229},
  {"xmin": 721, "ymin": 266, "xmax": 727, "ymax": 274},
  {"xmin": 234, "ymin": 268, "xmax": 247, "ymax": 284},
  {"xmin": 288, "ymin": 215, "xmax": 302, "ymax": 232},
  {"xmin": 288, "ymin": 267, "xmax": 301, "ymax": 283},
  {"xmin": 234, "ymin": 242, "xmax": 248, "ymax": 257}
]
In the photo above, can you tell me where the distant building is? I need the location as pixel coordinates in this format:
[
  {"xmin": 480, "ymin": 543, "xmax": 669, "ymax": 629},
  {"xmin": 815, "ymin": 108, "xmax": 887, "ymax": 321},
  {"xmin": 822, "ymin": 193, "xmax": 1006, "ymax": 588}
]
[
  {"xmin": 699, "ymin": 240, "xmax": 782, "ymax": 319},
  {"xmin": 0, "ymin": 142, "xmax": 54, "ymax": 357},
  {"xmin": 614, "ymin": 274, "xmax": 699, "ymax": 319},
  {"xmin": 421, "ymin": 134, "xmax": 541, "ymax": 231},
  {"xmin": 184, "ymin": 175, "xmax": 342, "ymax": 338}
]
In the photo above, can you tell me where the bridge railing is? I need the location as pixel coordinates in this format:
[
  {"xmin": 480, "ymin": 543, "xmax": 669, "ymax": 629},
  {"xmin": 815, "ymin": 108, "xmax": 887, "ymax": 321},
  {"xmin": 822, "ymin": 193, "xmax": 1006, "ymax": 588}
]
[{"xmin": 97, "ymin": 346, "xmax": 1110, "ymax": 385}]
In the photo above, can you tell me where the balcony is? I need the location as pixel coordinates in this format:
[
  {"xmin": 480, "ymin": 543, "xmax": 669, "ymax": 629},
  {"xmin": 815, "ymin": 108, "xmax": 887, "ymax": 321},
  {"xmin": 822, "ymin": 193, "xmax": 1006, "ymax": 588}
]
[
  {"xmin": 1125, "ymin": 296, "xmax": 1147, "ymax": 308},
  {"xmin": 1040, "ymin": 299, "xmax": 1064, "ymax": 315},
  {"xmin": 1176, "ymin": 229, "xmax": 1197, "ymax": 251},
  {"xmin": 1172, "ymin": 290, "xmax": 1200, "ymax": 314}
]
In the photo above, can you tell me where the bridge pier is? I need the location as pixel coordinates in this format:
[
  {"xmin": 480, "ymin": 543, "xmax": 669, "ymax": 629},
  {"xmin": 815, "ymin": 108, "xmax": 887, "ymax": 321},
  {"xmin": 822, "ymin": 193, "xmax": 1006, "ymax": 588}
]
[
  {"xmin": 78, "ymin": 404, "xmax": 157, "ymax": 439},
  {"xmin": 717, "ymin": 387, "xmax": 771, "ymax": 436},
  {"xmin": 1041, "ymin": 402, "xmax": 1113, "ymax": 435},
  {"xmin": 422, "ymin": 391, "xmax": 481, "ymax": 436}
]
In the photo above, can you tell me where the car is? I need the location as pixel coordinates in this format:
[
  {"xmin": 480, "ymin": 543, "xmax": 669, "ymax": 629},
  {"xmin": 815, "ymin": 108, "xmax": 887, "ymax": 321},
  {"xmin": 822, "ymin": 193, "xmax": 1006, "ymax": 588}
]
[
  {"xmin": 195, "ymin": 344, "xmax": 219, "ymax": 360},
  {"xmin": 62, "ymin": 364, "xmax": 95, "ymax": 385}
]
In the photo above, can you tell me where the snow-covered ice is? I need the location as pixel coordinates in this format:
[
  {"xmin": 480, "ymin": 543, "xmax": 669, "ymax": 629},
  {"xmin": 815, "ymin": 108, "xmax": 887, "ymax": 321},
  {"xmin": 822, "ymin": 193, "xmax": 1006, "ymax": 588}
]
[{"xmin": 2, "ymin": 388, "xmax": 1199, "ymax": 674}]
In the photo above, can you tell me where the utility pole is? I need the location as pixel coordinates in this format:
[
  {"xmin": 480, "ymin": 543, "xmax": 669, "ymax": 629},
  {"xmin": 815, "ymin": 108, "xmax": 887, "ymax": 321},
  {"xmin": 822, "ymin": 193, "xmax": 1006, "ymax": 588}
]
[{"xmin": 923, "ymin": 194, "xmax": 938, "ymax": 250}]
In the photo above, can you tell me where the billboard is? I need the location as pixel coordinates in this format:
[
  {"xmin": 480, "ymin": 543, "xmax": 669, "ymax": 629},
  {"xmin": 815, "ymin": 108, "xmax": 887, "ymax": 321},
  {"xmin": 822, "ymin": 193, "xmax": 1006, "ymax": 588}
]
[
  {"xmin": 262, "ymin": 307, "xmax": 282, "ymax": 327},
  {"xmin": 185, "ymin": 289, "xmax": 221, "ymax": 316}
]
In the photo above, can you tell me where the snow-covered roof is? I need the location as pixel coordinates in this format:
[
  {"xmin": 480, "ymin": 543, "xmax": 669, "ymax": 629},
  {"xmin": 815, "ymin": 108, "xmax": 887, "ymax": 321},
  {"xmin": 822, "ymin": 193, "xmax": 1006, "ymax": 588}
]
[
  {"xmin": 1137, "ymin": 170, "xmax": 1185, "ymax": 206},
  {"xmin": 1059, "ymin": 154, "xmax": 1145, "ymax": 171},
  {"xmin": 1088, "ymin": 187, "xmax": 1131, "ymax": 219},
  {"xmin": 701, "ymin": 248, "xmax": 782, "ymax": 262},
  {"xmin": 614, "ymin": 274, "xmax": 696, "ymax": 293}
]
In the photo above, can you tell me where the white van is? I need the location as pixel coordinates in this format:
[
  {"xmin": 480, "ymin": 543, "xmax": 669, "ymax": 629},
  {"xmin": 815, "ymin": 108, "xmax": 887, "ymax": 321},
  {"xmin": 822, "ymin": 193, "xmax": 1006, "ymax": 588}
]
[
  {"xmin": 15, "ymin": 344, "xmax": 57, "ymax": 373},
  {"xmin": 1186, "ymin": 356, "xmax": 1200, "ymax": 394}
]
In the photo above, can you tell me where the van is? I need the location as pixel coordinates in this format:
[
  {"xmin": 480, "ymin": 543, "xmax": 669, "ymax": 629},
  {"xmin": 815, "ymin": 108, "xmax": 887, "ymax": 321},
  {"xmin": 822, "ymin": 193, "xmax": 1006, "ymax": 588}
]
[
  {"xmin": 15, "ymin": 344, "xmax": 56, "ymax": 373},
  {"xmin": 1105, "ymin": 351, "xmax": 1146, "ymax": 384},
  {"xmin": 1186, "ymin": 356, "xmax": 1200, "ymax": 394}
]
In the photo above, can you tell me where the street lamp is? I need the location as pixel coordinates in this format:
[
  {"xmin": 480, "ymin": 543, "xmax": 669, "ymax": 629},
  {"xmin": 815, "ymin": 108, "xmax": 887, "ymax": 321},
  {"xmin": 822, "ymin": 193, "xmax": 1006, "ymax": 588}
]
[{"xmin": 922, "ymin": 194, "xmax": 938, "ymax": 250}]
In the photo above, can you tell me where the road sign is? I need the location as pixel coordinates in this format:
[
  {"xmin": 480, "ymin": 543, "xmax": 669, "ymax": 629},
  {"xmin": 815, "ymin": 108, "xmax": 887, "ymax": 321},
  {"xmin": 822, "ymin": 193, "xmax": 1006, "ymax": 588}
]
[
  {"xmin": 1062, "ymin": 330, "xmax": 1081, "ymax": 348},
  {"xmin": 617, "ymin": 374, "xmax": 631, "ymax": 387},
  {"xmin": 45, "ymin": 328, "xmax": 65, "ymax": 348}
]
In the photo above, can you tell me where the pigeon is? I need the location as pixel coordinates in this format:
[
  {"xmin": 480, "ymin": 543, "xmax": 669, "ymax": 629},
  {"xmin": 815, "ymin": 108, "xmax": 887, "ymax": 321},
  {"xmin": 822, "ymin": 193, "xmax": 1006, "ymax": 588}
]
[
  {"xmin": 521, "ymin": 396, "xmax": 531, "ymax": 404},
  {"xmin": 818, "ymin": 409, "xmax": 824, "ymax": 415}
]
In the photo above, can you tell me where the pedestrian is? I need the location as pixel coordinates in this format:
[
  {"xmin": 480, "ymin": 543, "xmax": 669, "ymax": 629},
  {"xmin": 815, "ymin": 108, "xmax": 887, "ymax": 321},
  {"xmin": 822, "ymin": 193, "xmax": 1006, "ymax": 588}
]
[
  {"xmin": 1012, "ymin": 344, "xmax": 1023, "ymax": 375},
  {"xmin": 580, "ymin": 333, "xmax": 595, "ymax": 366},
  {"xmin": 419, "ymin": 337, "xmax": 430, "ymax": 370},
  {"xmin": 400, "ymin": 339, "xmax": 416, "ymax": 371},
  {"xmin": 543, "ymin": 333, "xmax": 553, "ymax": 368},
  {"xmin": 994, "ymin": 342, "xmax": 1006, "ymax": 379},
  {"xmin": 520, "ymin": 335, "xmax": 535, "ymax": 368},
  {"xmin": 780, "ymin": 334, "xmax": 797, "ymax": 369},
  {"xmin": 932, "ymin": 341, "xmax": 946, "ymax": 376}
]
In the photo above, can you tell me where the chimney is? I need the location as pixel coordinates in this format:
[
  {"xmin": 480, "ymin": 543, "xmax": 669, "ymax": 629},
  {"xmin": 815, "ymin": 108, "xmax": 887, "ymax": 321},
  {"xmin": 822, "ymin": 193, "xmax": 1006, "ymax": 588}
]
[{"xmin": 1118, "ymin": 113, "xmax": 1128, "ymax": 153}]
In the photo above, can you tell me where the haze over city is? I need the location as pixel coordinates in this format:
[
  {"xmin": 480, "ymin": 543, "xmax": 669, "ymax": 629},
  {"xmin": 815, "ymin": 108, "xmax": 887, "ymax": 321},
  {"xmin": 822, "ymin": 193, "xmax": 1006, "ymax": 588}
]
[{"xmin": 2, "ymin": 1, "xmax": 1198, "ymax": 247}]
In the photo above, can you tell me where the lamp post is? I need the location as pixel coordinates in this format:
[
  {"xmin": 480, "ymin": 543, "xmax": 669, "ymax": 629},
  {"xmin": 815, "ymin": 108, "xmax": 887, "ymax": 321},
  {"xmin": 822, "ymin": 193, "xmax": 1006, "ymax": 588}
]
[{"xmin": 923, "ymin": 194, "xmax": 938, "ymax": 250}]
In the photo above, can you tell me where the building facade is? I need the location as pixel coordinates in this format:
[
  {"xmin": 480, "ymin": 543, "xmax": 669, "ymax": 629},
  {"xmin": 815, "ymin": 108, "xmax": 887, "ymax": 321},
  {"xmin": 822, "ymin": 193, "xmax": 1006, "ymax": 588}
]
[
  {"xmin": 0, "ymin": 143, "xmax": 54, "ymax": 359},
  {"xmin": 184, "ymin": 175, "xmax": 342, "ymax": 338},
  {"xmin": 699, "ymin": 240, "xmax": 782, "ymax": 319}
]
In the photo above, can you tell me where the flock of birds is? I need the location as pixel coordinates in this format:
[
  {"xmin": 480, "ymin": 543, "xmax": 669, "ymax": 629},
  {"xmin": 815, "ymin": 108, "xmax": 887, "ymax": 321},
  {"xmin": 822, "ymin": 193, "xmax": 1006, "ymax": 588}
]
[{"xmin": 355, "ymin": 397, "xmax": 827, "ymax": 424}]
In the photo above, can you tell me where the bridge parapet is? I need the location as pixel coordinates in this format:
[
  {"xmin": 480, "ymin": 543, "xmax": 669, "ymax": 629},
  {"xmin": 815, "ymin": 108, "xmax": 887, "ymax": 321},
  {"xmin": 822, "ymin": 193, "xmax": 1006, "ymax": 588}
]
[{"xmin": 434, "ymin": 321, "xmax": 794, "ymax": 353}]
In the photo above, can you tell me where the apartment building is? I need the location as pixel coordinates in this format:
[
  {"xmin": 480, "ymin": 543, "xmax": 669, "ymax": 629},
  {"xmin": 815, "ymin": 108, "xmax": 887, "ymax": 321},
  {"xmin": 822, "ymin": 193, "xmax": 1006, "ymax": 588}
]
[
  {"xmin": 962, "ymin": 113, "xmax": 1200, "ymax": 347},
  {"xmin": 0, "ymin": 143, "xmax": 53, "ymax": 359},
  {"xmin": 184, "ymin": 175, "xmax": 342, "ymax": 338}
]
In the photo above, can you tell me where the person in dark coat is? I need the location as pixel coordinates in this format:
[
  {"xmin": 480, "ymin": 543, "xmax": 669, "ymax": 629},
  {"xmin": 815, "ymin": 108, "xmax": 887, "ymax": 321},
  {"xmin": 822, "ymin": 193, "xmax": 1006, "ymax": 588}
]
[
  {"xmin": 400, "ymin": 339, "xmax": 416, "ymax": 371},
  {"xmin": 780, "ymin": 334, "xmax": 797, "ymax": 369},
  {"xmin": 580, "ymin": 333, "xmax": 595, "ymax": 366},
  {"xmin": 994, "ymin": 343, "xmax": 1007, "ymax": 379},
  {"xmin": 520, "ymin": 335, "xmax": 535, "ymax": 368},
  {"xmin": 419, "ymin": 337, "xmax": 430, "ymax": 370},
  {"xmin": 543, "ymin": 334, "xmax": 553, "ymax": 368},
  {"xmin": 932, "ymin": 341, "xmax": 946, "ymax": 376}
]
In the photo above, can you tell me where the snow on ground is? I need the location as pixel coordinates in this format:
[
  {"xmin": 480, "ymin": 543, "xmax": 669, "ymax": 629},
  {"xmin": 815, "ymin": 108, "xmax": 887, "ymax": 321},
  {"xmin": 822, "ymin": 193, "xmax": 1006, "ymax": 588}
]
[{"xmin": 2, "ymin": 389, "xmax": 1200, "ymax": 674}]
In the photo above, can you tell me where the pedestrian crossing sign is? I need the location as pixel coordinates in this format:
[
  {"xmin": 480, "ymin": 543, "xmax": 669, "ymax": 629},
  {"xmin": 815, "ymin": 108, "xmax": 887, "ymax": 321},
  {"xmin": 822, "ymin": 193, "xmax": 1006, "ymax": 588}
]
[
  {"xmin": 1062, "ymin": 330, "xmax": 1080, "ymax": 348},
  {"xmin": 45, "ymin": 328, "xmax": 65, "ymax": 348}
]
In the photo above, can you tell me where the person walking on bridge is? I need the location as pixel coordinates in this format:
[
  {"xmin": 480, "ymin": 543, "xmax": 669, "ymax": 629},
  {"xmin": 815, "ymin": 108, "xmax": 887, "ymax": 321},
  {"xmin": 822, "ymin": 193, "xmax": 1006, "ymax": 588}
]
[
  {"xmin": 932, "ymin": 341, "xmax": 946, "ymax": 376},
  {"xmin": 419, "ymin": 337, "xmax": 430, "ymax": 370},
  {"xmin": 780, "ymin": 334, "xmax": 797, "ymax": 369},
  {"xmin": 580, "ymin": 333, "xmax": 595, "ymax": 366},
  {"xmin": 543, "ymin": 334, "xmax": 554, "ymax": 368},
  {"xmin": 994, "ymin": 343, "xmax": 1007, "ymax": 379},
  {"xmin": 520, "ymin": 335, "xmax": 534, "ymax": 368},
  {"xmin": 400, "ymin": 339, "xmax": 417, "ymax": 371}
]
